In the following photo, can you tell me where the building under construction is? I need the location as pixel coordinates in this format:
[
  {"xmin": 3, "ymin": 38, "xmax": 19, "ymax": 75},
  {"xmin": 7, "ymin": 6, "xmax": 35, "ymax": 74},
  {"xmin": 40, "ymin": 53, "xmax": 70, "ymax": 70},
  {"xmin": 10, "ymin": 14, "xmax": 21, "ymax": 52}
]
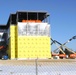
[{"xmin": 0, "ymin": 11, "xmax": 51, "ymax": 59}]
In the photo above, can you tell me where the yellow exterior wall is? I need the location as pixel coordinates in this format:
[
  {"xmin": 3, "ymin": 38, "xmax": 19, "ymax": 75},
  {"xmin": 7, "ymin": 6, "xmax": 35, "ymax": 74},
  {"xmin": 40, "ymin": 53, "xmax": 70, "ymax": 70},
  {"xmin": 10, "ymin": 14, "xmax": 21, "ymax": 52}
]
[
  {"xmin": 17, "ymin": 36, "xmax": 51, "ymax": 59},
  {"xmin": 7, "ymin": 25, "xmax": 16, "ymax": 59},
  {"xmin": 15, "ymin": 26, "xmax": 17, "ymax": 58},
  {"xmin": 7, "ymin": 24, "xmax": 51, "ymax": 59}
]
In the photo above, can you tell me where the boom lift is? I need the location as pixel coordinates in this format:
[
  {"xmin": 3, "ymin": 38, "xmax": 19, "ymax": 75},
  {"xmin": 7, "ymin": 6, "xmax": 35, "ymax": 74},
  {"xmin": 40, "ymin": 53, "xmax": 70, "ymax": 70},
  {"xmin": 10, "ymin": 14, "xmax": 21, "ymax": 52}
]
[
  {"xmin": 54, "ymin": 36, "xmax": 76, "ymax": 52},
  {"xmin": 51, "ymin": 35, "xmax": 76, "ymax": 59},
  {"xmin": 51, "ymin": 38, "xmax": 66, "ymax": 59}
]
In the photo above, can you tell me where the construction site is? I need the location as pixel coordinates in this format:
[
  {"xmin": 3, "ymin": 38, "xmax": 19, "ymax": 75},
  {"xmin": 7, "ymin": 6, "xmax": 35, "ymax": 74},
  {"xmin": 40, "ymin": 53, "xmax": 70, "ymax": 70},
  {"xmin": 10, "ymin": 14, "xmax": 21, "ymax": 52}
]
[
  {"xmin": 0, "ymin": 10, "xmax": 76, "ymax": 60},
  {"xmin": 0, "ymin": 10, "xmax": 76, "ymax": 75}
]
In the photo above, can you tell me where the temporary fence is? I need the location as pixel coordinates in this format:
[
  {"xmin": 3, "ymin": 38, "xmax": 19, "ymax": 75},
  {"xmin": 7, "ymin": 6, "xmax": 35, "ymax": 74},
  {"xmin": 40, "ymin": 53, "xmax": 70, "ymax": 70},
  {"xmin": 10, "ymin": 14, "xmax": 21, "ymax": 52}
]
[{"xmin": 0, "ymin": 59, "xmax": 76, "ymax": 75}]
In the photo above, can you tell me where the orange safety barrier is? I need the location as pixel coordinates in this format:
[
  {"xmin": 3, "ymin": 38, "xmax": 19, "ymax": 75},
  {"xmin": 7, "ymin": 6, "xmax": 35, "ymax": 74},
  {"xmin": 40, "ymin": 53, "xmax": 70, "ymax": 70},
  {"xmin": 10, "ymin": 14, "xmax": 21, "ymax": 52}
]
[
  {"xmin": 70, "ymin": 54, "xmax": 76, "ymax": 58},
  {"xmin": 59, "ymin": 54, "xmax": 66, "ymax": 58},
  {"xmin": 52, "ymin": 53, "xmax": 59, "ymax": 56},
  {"xmin": 29, "ymin": 20, "xmax": 35, "ymax": 22},
  {"xmin": 22, "ymin": 20, "xmax": 41, "ymax": 23},
  {"xmin": 22, "ymin": 20, "xmax": 26, "ymax": 22},
  {"xmin": 35, "ymin": 20, "xmax": 41, "ymax": 22},
  {"xmin": 22, "ymin": 20, "xmax": 35, "ymax": 22}
]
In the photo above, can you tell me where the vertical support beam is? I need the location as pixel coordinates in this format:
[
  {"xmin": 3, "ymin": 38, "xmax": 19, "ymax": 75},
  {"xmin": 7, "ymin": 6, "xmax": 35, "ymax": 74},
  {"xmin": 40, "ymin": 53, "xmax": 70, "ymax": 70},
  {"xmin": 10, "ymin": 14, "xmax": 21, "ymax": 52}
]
[
  {"xmin": 27, "ymin": 12, "xmax": 28, "ymax": 20},
  {"xmin": 36, "ymin": 59, "xmax": 38, "ymax": 75},
  {"xmin": 16, "ymin": 12, "xmax": 18, "ymax": 23},
  {"xmin": 37, "ymin": 13, "xmax": 38, "ymax": 20}
]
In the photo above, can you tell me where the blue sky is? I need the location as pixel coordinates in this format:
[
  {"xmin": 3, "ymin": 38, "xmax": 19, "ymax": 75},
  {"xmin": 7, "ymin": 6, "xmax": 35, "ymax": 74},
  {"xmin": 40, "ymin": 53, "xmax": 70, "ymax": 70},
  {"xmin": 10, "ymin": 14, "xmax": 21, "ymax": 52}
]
[{"xmin": 0, "ymin": 0, "xmax": 76, "ymax": 51}]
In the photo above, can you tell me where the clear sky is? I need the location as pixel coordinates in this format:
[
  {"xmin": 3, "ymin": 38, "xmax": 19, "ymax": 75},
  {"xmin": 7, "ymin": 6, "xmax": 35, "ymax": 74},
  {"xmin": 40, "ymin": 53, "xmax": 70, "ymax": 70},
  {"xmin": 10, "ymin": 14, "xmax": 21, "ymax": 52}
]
[{"xmin": 0, "ymin": 0, "xmax": 76, "ymax": 51}]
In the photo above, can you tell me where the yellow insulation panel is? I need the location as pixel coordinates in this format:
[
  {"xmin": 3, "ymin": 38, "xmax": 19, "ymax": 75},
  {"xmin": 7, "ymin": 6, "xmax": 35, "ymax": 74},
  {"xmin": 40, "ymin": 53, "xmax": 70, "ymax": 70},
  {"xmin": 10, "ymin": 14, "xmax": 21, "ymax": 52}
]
[
  {"xmin": 15, "ymin": 26, "xmax": 17, "ymax": 58},
  {"xmin": 7, "ymin": 25, "xmax": 16, "ymax": 59},
  {"xmin": 17, "ymin": 36, "xmax": 51, "ymax": 59},
  {"xmin": 7, "ymin": 25, "xmax": 51, "ymax": 59}
]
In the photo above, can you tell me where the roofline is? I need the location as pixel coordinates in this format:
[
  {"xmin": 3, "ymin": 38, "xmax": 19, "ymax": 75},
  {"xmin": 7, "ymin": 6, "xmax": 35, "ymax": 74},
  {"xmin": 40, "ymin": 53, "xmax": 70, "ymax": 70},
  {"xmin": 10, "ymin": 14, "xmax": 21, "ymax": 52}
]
[
  {"xmin": 0, "ymin": 25, "xmax": 6, "ymax": 26},
  {"xmin": 17, "ymin": 10, "xmax": 49, "ymax": 15},
  {"xmin": 17, "ymin": 10, "xmax": 47, "ymax": 13}
]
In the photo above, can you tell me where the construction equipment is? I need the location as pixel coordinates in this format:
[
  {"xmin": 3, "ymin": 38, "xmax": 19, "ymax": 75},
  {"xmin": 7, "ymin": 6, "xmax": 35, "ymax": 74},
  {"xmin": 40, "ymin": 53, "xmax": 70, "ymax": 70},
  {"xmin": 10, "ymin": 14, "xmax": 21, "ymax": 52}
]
[
  {"xmin": 51, "ymin": 36, "xmax": 76, "ymax": 59},
  {"xmin": 54, "ymin": 36, "xmax": 76, "ymax": 52},
  {"xmin": 0, "ymin": 26, "xmax": 8, "ymax": 59},
  {"xmin": 51, "ymin": 38, "xmax": 66, "ymax": 59}
]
